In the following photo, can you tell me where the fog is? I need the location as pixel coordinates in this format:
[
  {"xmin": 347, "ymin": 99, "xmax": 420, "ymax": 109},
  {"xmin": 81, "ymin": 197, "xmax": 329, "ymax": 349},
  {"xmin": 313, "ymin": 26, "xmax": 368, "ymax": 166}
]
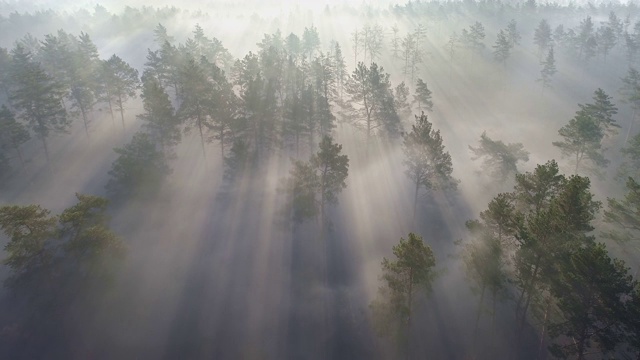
[{"xmin": 1, "ymin": 0, "xmax": 640, "ymax": 359}]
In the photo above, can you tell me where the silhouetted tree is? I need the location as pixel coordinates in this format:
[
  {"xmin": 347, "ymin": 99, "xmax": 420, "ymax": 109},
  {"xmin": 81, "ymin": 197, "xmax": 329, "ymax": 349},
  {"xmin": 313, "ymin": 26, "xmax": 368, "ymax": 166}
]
[
  {"xmin": 0, "ymin": 105, "xmax": 29, "ymax": 168},
  {"xmin": 413, "ymin": 78, "xmax": 433, "ymax": 112},
  {"xmin": 493, "ymin": 29, "xmax": 513, "ymax": 66},
  {"xmin": 552, "ymin": 112, "xmax": 608, "ymax": 175},
  {"xmin": 10, "ymin": 45, "xmax": 68, "ymax": 163},
  {"xmin": 534, "ymin": 19, "xmax": 553, "ymax": 59},
  {"xmin": 403, "ymin": 112, "xmax": 457, "ymax": 220},
  {"xmin": 106, "ymin": 132, "xmax": 171, "ymax": 198},
  {"xmin": 100, "ymin": 54, "xmax": 140, "ymax": 130},
  {"xmin": 370, "ymin": 233, "xmax": 436, "ymax": 359},
  {"xmin": 139, "ymin": 72, "xmax": 180, "ymax": 158},
  {"xmin": 469, "ymin": 132, "xmax": 529, "ymax": 185},
  {"xmin": 539, "ymin": 47, "xmax": 557, "ymax": 93}
]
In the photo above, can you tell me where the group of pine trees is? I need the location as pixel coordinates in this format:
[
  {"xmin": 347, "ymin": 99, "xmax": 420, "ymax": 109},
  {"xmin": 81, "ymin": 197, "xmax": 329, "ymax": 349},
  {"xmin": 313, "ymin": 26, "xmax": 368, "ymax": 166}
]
[{"xmin": 1, "ymin": 2, "xmax": 640, "ymax": 359}]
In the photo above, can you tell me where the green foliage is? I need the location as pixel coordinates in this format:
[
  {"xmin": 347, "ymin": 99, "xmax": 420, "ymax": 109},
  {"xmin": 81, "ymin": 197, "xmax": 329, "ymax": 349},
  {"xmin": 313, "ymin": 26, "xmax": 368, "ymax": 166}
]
[
  {"xmin": 603, "ymin": 177, "xmax": 640, "ymax": 246},
  {"xmin": 285, "ymin": 135, "xmax": 349, "ymax": 224},
  {"xmin": 577, "ymin": 88, "xmax": 619, "ymax": 135},
  {"xmin": 534, "ymin": 19, "xmax": 553, "ymax": 57},
  {"xmin": 0, "ymin": 194, "xmax": 124, "ymax": 288},
  {"xmin": 286, "ymin": 160, "xmax": 320, "ymax": 223},
  {"xmin": 224, "ymin": 139, "xmax": 252, "ymax": 182},
  {"xmin": 468, "ymin": 160, "xmax": 605, "ymax": 347},
  {"xmin": 370, "ymin": 233, "xmax": 436, "ymax": 354},
  {"xmin": 539, "ymin": 47, "xmax": 557, "ymax": 91},
  {"xmin": 618, "ymin": 133, "xmax": 640, "ymax": 180},
  {"xmin": 493, "ymin": 29, "xmax": 513, "ymax": 66},
  {"xmin": 552, "ymin": 111, "xmax": 608, "ymax": 175},
  {"xmin": 548, "ymin": 242, "xmax": 634, "ymax": 359},
  {"xmin": 0, "ymin": 205, "xmax": 58, "ymax": 288},
  {"xmin": 469, "ymin": 131, "xmax": 529, "ymax": 184},
  {"xmin": 506, "ymin": 19, "xmax": 521, "ymax": 47},
  {"xmin": 596, "ymin": 25, "xmax": 617, "ymax": 61},
  {"xmin": 139, "ymin": 71, "xmax": 180, "ymax": 157},
  {"xmin": 620, "ymin": 67, "xmax": 640, "ymax": 111},
  {"xmin": 302, "ymin": 25, "xmax": 320, "ymax": 57},
  {"xmin": 106, "ymin": 132, "xmax": 171, "ymax": 198},
  {"xmin": 345, "ymin": 62, "xmax": 400, "ymax": 146},
  {"xmin": 0, "ymin": 105, "xmax": 29, "ymax": 169},
  {"xmin": 413, "ymin": 78, "xmax": 433, "ymax": 112},
  {"xmin": 403, "ymin": 112, "xmax": 457, "ymax": 218},
  {"xmin": 311, "ymin": 135, "xmax": 349, "ymax": 210},
  {"xmin": 394, "ymin": 81, "xmax": 412, "ymax": 119},
  {"xmin": 101, "ymin": 54, "xmax": 140, "ymax": 129},
  {"xmin": 10, "ymin": 44, "xmax": 69, "ymax": 162},
  {"xmin": 461, "ymin": 22, "xmax": 486, "ymax": 56}
]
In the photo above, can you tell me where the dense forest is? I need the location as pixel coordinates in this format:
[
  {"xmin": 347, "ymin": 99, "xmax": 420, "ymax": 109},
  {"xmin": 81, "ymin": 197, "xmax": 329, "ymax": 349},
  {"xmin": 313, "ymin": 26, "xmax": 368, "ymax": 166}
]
[{"xmin": 1, "ymin": 0, "xmax": 640, "ymax": 359}]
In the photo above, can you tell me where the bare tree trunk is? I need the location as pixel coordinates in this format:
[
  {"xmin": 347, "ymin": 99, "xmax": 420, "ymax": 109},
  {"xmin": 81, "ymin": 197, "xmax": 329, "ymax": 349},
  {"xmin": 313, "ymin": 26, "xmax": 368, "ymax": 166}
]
[
  {"xmin": 41, "ymin": 135, "xmax": 50, "ymax": 164},
  {"xmin": 197, "ymin": 115, "xmax": 206, "ymax": 157},
  {"xmin": 413, "ymin": 179, "xmax": 420, "ymax": 226},
  {"xmin": 625, "ymin": 108, "xmax": 636, "ymax": 145},
  {"xmin": 406, "ymin": 268, "xmax": 414, "ymax": 360},
  {"xmin": 537, "ymin": 294, "xmax": 551, "ymax": 360},
  {"xmin": 119, "ymin": 94, "xmax": 126, "ymax": 130},
  {"xmin": 81, "ymin": 106, "xmax": 89, "ymax": 137},
  {"xmin": 472, "ymin": 284, "xmax": 486, "ymax": 359},
  {"xmin": 108, "ymin": 98, "xmax": 115, "ymax": 129}
]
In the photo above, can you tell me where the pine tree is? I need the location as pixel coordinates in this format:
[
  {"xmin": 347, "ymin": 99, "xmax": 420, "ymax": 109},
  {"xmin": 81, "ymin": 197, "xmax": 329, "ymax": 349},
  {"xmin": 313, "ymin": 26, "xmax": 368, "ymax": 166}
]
[
  {"xmin": 413, "ymin": 78, "xmax": 433, "ymax": 112},
  {"xmin": 596, "ymin": 26, "xmax": 617, "ymax": 62},
  {"xmin": 345, "ymin": 62, "xmax": 397, "ymax": 151},
  {"xmin": 394, "ymin": 81, "xmax": 412, "ymax": 120},
  {"xmin": 153, "ymin": 23, "xmax": 174, "ymax": 46},
  {"xmin": 106, "ymin": 132, "xmax": 171, "ymax": 198},
  {"xmin": 302, "ymin": 25, "xmax": 320, "ymax": 58},
  {"xmin": 403, "ymin": 112, "xmax": 457, "ymax": 220},
  {"xmin": 577, "ymin": 88, "xmax": 619, "ymax": 136},
  {"xmin": 469, "ymin": 132, "xmax": 529, "ymax": 185},
  {"xmin": 506, "ymin": 19, "xmax": 521, "ymax": 47},
  {"xmin": 333, "ymin": 42, "xmax": 347, "ymax": 100},
  {"xmin": 603, "ymin": 177, "xmax": 640, "ymax": 245},
  {"xmin": 390, "ymin": 25, "xmax": 401, "ymax": 59},
  {"xmin": 100, "ymin": 54, "xmax": 140, "ymax": 130},
  {"xmin": 534, "ymin": 19, "xmax": 553, "ymax": 59},
  {"xmin": 139, "ymin": 72, "xmax": 180, "ymax": 158},
  {"xmin": 538, "ymin": 47, "xmax": 557, "ymax": 93},
  {"xmin": 552, "ymin": 112, "xmax": 608, "ymax": 175},
  {"xmin": 285, "ymin": 135, "xmax": 348, "ymax": 224},
  {"xmin": 0, "ymin": 105, "xmax": 29, "ymax": 168},
  {"xmin": 178, "ymin": 56, "xmax": 213, "ymax": 156},
  {"xmin": 310, "ymin": 135, "xmax": 349, "ymax": 222},
  {"xmin": 493, "ymin": 29, "xmax": 512, "ymax": 66},
  {"xmin": 548, "ymin": 242, "xmax": 634, "ymax": 360},
  {"xmin": 370, "ymin": 233, "xmax": 436, "ymax": 359},
  {"xmin": 618, "ymin": 133, "xmax": 640, "ymax": 181},
  {"xmin": 9, "ymin": 44, "xmax": 68, "ymax": 163}
]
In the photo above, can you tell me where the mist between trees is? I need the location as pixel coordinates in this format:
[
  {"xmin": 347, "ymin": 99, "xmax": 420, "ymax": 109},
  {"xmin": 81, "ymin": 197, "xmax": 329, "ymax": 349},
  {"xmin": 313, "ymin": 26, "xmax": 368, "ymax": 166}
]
[{"xmin": 1, "ymin": 0, "xmax": 640, "ymax": 359}]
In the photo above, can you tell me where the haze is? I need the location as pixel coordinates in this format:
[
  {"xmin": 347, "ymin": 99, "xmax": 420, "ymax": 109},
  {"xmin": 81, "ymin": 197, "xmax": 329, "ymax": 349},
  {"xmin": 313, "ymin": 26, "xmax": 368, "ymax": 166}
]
[{"xmin": 1, "ymin": 0, "xmax": 640, "ymax": 359}]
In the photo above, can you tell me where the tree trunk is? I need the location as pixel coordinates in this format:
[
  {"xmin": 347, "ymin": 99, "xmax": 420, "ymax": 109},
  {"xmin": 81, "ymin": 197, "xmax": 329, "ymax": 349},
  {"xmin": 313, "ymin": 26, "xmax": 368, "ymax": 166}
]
[
  {"xmin": 472, "ymin": 284, "xmax": 487, "ymax": 359},
  {"xmin": 118, "ymin": 94, "xmax": 126, "ymax": 130},
  {"xmin": 625, "ymin": 108, "xmax": 636, "ymax": 145},
  {"xmin": 413, "ymin": 178, "xmax": 420, "ymax": 226},
  {"xmin": 220, "ymin": 126, "xmax": 225, "ymax": 162},
  {"xmin": 80, "ymin": 105, "xmax": 89, "ymax": 138},
  {"xmin": 537, "ymin": 294, "xmax": 551, "ymax": 360},
  {"xmin": 41, "ymin": 135, "xmax": 50, "ymax": 164},
  {"xmin": 197, "ymin": 115, "xmax": 206, "ymax": 157},
  {"xmin": 516, "ymin": 256, "xmax": 541, "ymax": 334},
  {"xmin": 406, "ymin": 268, "xmax": 413, "ymax": 360},
  {"xmin": 108, "ymin": 98, "xmax": 115, "ymax": 129},
  {"xmin": 14, "ymin": 145, "xmax": 24, "ymax": 169}
]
